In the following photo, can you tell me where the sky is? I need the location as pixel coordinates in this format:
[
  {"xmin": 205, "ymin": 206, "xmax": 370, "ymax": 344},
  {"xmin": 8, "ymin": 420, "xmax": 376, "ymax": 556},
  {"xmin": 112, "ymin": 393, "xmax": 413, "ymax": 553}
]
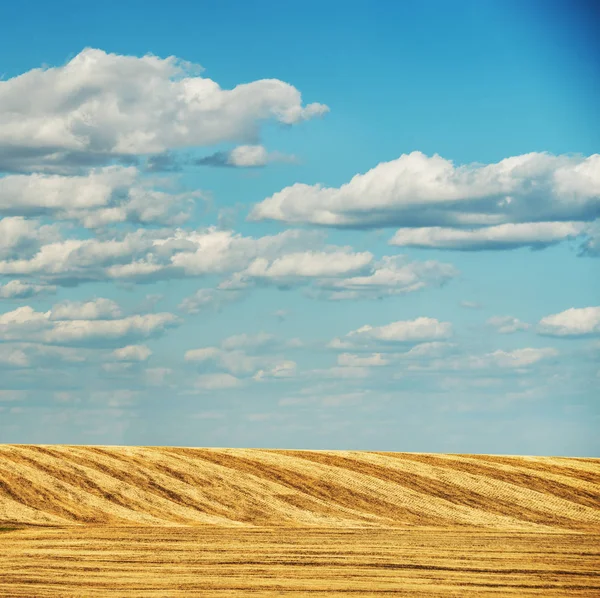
[{"xmin": 0, "ymin": 0, "xmax": 598, "ymax": 456}]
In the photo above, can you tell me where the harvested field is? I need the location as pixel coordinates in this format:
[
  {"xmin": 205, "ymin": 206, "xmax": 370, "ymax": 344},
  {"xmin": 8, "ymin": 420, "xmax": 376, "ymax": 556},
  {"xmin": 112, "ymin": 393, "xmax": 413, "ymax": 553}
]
[
  {"xmin": 0, "ymin": 445, "xmax": 599, "ymax": 596},
  {"xmin": 2, "ymin": 526, "xmax": 600, "ymax": 597}
]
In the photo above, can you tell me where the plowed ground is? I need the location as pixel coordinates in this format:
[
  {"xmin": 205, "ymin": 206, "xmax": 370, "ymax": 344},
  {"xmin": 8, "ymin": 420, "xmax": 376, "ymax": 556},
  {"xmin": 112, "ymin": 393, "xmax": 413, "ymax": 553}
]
[{"xmin": 1, "ymin": 445, "xmax": 599, "ymax": 596}]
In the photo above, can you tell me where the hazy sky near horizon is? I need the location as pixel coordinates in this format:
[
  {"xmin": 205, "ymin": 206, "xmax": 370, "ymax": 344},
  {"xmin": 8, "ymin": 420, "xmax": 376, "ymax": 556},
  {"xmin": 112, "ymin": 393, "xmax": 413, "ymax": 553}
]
[{"xmin": 0, "ymin": 0, "xmax": 598, "ymax": 455}]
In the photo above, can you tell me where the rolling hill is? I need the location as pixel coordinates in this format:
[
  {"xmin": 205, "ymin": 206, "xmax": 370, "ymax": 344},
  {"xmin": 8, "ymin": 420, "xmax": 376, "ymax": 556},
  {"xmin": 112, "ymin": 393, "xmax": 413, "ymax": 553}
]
[{"xmin": 1, "ymin": 444, "xmax": 599, "ymax": 531}]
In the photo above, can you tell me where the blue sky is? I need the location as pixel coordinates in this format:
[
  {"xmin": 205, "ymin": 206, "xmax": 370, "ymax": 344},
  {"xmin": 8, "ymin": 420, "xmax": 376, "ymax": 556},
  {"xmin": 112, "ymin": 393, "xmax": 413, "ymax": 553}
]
[{"xmin": 0, "ymin": 0, "xmax": 598, "ymax": 455}]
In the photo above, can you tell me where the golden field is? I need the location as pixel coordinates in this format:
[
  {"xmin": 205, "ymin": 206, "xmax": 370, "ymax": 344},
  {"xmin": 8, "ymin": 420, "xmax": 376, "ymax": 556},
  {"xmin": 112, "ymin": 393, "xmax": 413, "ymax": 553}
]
[{"xmin": 0, "ymin": 445, "xmax": 599, "ymax": 596}]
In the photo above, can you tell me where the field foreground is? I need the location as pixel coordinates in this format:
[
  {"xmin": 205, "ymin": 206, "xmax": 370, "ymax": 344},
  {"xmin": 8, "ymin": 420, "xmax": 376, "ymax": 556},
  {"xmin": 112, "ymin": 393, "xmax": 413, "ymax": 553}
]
[{"xmin": 0, "ymin": 445, "xmax": 599, "ymax": 596}]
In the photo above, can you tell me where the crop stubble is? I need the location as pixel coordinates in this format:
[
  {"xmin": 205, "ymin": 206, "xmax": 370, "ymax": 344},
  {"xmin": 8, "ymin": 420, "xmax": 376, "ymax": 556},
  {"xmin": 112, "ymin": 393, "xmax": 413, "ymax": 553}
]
[{"xmin": 0, "ymin": 445, "xmax": 599, "ymax": 596}]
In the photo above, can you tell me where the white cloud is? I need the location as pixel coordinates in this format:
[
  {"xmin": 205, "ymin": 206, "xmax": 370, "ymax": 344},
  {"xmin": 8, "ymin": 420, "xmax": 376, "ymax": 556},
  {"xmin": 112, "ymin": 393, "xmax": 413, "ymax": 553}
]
[
  {"xmin": 111, "ymin": 344, "xmax": 152, "ymax": 361},
  {"xmin": 484, "ymin": 348, "xmax": 559, "ymax": 368},
  {"xmin": 0, "ymin": 48, "xmax": 328, "ymax": 172},
  {"xmin": 194, "ymin": 373, "xmax": 242, "ymax": 390},
  {"xmin": 90, "ymin": 389, "xmax": 139, "ymax": 406},
  {"xmin": 0, "ymin": 226, "xmax": 319, "ymax": 285},
  {"xmin": 0, "ymin": 279, "xmax": 56, "ymax": 299},
  {"xmin": 253, "ymin": 360, "xmax": 297, "ymax": 381},
  {"xmin": 579, "ymin": 219, "xmax": 600, "ymax": 256},
  {"xmin": 49, "ymin": 298, "xmax": 122, "ymax": 320},
  {"xmin": 0, "ymin": 217, "xmax": 60, "ymax": 260},
  {"xmin": 185, "ymin": 347, "xmax": 222, "ymax": 363},
  {"xmin": 326, "ymin": 337, "xmax": 355, "ymax": 350},
  {"xmin": 398, "ymin": 341, "xmax": 456, "ymax": 359},
  {"xmin": 538, "ymin": 306, "xmax": 600, "ymax": 337},
  {"xmin": 487, "ymin": 315, "xmax": 530, "ymax": 334},
  {"xmin": 0, "ymin": 342, "xmax": 89, "ymax": 368},
  {"xmin": 178, "ymin": 288, "xmax": 242, "ymax": 314},
  {"xmin": 251, "ymin": 151, "xmax": 600, "ymax": 228},
  {"xmin": 390, "ymin": 222, "xmax": 585, "ymax": 251},
  {"xmin": 185, "ymin": 334, "xmax": 297, "ymax": 381},
  {"xmin": 102, "ymin": 361, "xmax": 133, "ymax": 374},
  {"xmin": 336, "ymin": 317, "xmax": 453, "ymax": 348},
  {"xmin": 337, "ymin": 353, "xmax": 389, "ymax": 367},
  {"xmin": 218, "ymin": 251, "xmax": 457, "ymax": 301},
  {"xmin": 314, "ymin": 255, "xmax": 458, "ymax": 300},
  {"xmin": 45, "ymin": 313, "xmax": 179, "ymax": 345},
  {"xmin": 0, "ymin": 223, "xmax": 459, "ymax": 303},
  {"xmin": 221, "ymin": 332, "xmax": 275, "ymax": 351},
  {"xmin": 167, "ymin": 228, "xmax": 321, "ymax": 277},
  {"xmin": 0, "ymin": 228, "xmax": 159, "ymax": 281},
  {"xmin": 0, "ymin": 304, "xmax": 179, "ymax": 346},
  {"xmin": 185, "ymin": 346, "xmax": 265, "ymax": 376},
  {"xmin": 197, "ymin": 145, "xmax": 298, "ymax": 168},
  {"xmin": 228, "ymin": 144, "xmax": 269, "ymax": 167},
  {"xmin": 242, "ymin": 249, "xmax": 373, "ymax": 280},
  {"xmin": 0, "ymin": 166, "xmax": 200, "ymax": 227},
  {"xmin": 251, "ymin": 151, "xmax": 600, "ymax": 255},
  {"xmin": 185, "ymin": 346, "xmax": 275, "ymax": 377},
  {"xmin": 412, "ymin": 347, "xmax": 559, "ymax": 372},
  {"xmin": 460, "ymin": 301, "xmax": 482, "ymax": 309},
  {"xmin": 0, "ymin": 346, "xmax": 30, "ymax": 367}
]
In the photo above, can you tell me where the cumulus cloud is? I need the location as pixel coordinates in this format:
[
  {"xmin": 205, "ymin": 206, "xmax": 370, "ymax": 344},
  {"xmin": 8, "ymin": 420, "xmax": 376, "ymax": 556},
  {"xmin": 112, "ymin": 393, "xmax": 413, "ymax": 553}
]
[
  {"xmin": 185, "ymin": 347, "xmax": 222, "ymax": 363},
  {"xmin": 0, "ymin": 48, "xmax": 328, "ymax": 173},
  {"xmin": 0, "ymin": 345, "xmax": 30, "ymax": 368},
  {"xmin": 185, "ymin": 345, "xmax": 289, "ymax": 379},
  {"xmin": 483, "ymin": 348, "xmax": 559, "ymax": 368},
  {"xmin": 460, "ymin": 301, "xmax": 482, "ymax": 309},
  {"xmin": 196, "ymin": 145, "xmax": 297, "ymax": 168},
  {"xmin": 185, "ymin": 333, "xmax": 297, "ymax": 381},
  {"xmin": 0, "ymin": 217, "xmax": 60, "ymax": 260},
  {"xmin": 0, "ymin": 166, "xmax": 200, "ymax": 227},
  {"xmin": 251, "ymin": 152, "xmax": 600, "ymax": 226},
  {"xmin": 410, "ymin": 347, "xmax": 559, "ymax": 372},
  {"xmin": 49, "ymin": 298, "xmax": 122, "ymax": 320},
  {"xmin": 218, "ymin": 251, "xmax": 457, "ymax": 300},
  {"xmin": 340, "ymin": 317, "xmax": 453, "ymax": 346},
  {"xmin": 0, "ymin": 303, "xmax": 179, "ymax": 346},
  {"xmin": 537, "ymin": 306, "xmax": 600, "ymax": 337},
  {"xmin": 0, "ymin": 342, "xmax": 91, "ymax": 369},
  {"xmin": 185, "ymin": 346, "xmax": 268, "ymax": 377},
  {"xmin": 253, "ymin": 360, "xmax": 297, "ymax": 380},
  {"xmin": 487, "ymin": 315, "xmax": 530, "ymax": 334},
  {"xmin": 579, "ymin": 220, "xmax": 600, "ymax": 256},
  {"xmin": 389, "ymin": 222, "xmax": 585, "ymax": 251},
  {"xmin": 0, "ymin": 226, "xmax": 318, "ymax": 286},
  {"xmin": 47, "ymin": 313, "xmax": 179, "ymax": 345},
  {"xmin": 166, "ymin": 228, "xmax": 322, "ymax": 278},
  {"xmin": 241, "ymin": 250, "xmax": 373, "ymax": 281},
  {"xmin": 337, "ymin": 353, "xmax": 389, "ymax": 367},
  {"xmin": 0, "ymin": 220, "xmax": 458, "ymax": 303},
  {"xmin": 111, "ymin": 344, "xmax": 152, "ymax": 361},
  {"xmin": 221, "ymin": 332, "xmax": 276, "ymax": 351},
  {"xmin": 178, "ymin": 288, "xmax": 242, "ymax": 314},
  {"xmin": 0, "ymin": 279, "xmax": 56, "ymax": 299},
  {"xmin": 313, "ymin": 255, "xmax": 458, "ymax": 300},
  {"xmin": 397, "ymin": 341, "xmax": 457, "ymax": 359},
  {"xmin": 251, "ymin": 151, "xmax": 600, "ymax": 254}
]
